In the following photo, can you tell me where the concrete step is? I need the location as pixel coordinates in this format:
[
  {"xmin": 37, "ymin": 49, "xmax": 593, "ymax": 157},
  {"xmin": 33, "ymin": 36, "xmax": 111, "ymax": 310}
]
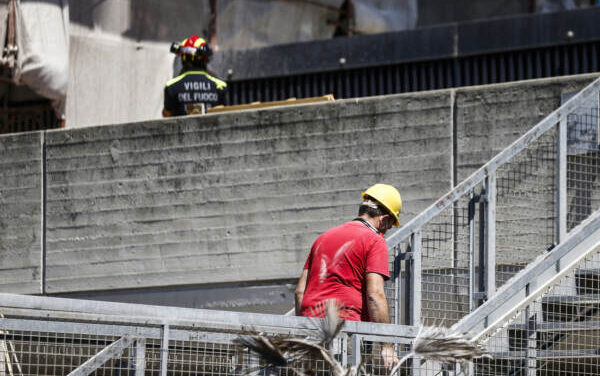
[
  {"xmin": 475, "ymin": 351, "xmax": 600, "ymax": 376},
  {"xmin": 576, "ymin": 269, "xmax": 600, "ymax": 295},
  {"xmin": 542, "ymin": 294, "xmax": 600, "ymax": 322},
  {"xmin": 508, "ymin": 323, "xmax": 600, "ymax": 351}
]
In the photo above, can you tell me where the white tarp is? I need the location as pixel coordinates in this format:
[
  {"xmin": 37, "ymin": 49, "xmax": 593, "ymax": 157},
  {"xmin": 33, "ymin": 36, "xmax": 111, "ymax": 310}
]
[
  {"xmin": 67, "ymin": 0, "xmax": 210, "ymax": 128},
  {"xmin": 0, "ymin": 0, "xmax": 69, "ymax": 117}
]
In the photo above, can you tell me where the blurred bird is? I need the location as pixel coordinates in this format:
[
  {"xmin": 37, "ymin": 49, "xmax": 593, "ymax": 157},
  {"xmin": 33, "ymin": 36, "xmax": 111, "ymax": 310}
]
[
  {"xmin": 390, "ymin": 325, "xmax": 491, "ymax": 375},
  {"xmin": 236, "ymin": 300, "xmax": 489, "ymax": 376}
]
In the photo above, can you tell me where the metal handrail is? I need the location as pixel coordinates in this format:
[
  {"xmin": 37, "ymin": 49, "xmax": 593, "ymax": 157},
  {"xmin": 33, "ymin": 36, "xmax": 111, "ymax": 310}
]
[
  {"xmin": 387, "ymin": 76, "xmax": 600, "ymax": 248},
  {"xmin": 452, "ymin": 208, "xmax": 600, "ymax": 340},
  {"xmin": 0, "ymin": 292, "xmax": 418, "ymax": 339}
]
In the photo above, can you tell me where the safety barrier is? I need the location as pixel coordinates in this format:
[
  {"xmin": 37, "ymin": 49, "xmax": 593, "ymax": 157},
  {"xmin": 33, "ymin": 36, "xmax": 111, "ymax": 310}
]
[
  {"xmin": 387, "ymin": 77, "xmax": 600, "ymax": 328},
  {"xmin": 0, "ymin": 293, "xmax": 418, "ymax": 376}
]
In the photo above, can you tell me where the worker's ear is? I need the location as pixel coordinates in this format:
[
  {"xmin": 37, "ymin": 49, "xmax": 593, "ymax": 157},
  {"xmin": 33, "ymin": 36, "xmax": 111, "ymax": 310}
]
[{"xmin": 382, "ymin": 214, "xmax": 394, "ymax": 227}]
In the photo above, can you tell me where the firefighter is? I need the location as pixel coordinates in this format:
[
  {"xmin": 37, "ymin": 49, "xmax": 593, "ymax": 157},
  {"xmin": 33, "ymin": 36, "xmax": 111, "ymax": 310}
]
[{"xmin": 163, "ymin": 35, "xmax": 227, "ymax": 117}]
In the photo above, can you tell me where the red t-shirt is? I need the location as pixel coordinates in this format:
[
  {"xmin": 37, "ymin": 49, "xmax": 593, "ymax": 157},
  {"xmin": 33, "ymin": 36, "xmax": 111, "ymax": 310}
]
[{"xmin": 300, "ymin": 221, "xmax": 390, "ymax": 321}]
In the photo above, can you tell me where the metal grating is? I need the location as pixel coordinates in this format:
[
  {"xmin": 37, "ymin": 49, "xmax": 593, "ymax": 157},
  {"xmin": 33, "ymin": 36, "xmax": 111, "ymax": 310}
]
[
  {"xmin": 0, "ymin": 102, "xmax": 60, "ymax": 135},
  {"xmin": 476, "ymin": 250, "xmax": 600, "ymax": 376},
  {"xmin": 226, "ymin": 42, "xmax": 600, "ymax": 105},
  {"xmin": 385, "ymin": 77, "xmax": 600, "ymax": 331}
]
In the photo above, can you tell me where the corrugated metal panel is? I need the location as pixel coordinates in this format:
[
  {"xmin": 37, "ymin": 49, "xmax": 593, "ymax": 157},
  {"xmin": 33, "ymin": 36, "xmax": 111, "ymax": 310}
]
[{"xmin": 226, "ymin": 41, "xmax": 600, "ymax": 105}]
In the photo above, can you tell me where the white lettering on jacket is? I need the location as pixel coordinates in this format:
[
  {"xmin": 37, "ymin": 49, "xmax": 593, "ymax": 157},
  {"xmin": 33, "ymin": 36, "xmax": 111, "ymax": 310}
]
[{"xmin": 184, "ymin": 81, "xmax": 212, "ymax": 91}]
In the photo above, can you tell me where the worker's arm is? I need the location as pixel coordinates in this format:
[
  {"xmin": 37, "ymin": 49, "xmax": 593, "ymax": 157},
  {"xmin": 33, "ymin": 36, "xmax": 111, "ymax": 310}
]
[
  {"xmin": 366, "ymin": 272, "xmax": 398, "ymax": 370},
  {"xmin": 294, "ymin": 269, "xmax": 309, "ymax": 316},
  {"xmin": 162, "ymin": 109, "xmax": 172, "ymax": 117},
  {"xmin": 366, "ymin": 272, "xmax": 390, "ymax": 323}
]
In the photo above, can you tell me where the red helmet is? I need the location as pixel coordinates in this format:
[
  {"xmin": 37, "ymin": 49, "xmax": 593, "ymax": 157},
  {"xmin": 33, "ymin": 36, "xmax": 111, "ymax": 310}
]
[{"xmin": 176, "ymin": 35, "xmax": 212, "ymax": 64}]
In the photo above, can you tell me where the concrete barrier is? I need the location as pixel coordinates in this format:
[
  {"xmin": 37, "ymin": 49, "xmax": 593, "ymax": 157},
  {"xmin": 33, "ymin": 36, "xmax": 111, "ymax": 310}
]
[{"xmin": 0, "ymin": 74, "xmax": 597, "ymax": 312}]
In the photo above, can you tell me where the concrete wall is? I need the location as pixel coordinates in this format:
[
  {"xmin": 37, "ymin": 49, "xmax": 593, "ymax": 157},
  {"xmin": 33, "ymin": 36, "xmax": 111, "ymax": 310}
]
[
  {"xmin": 456, "ymin": 76, "xmax": 599, "ymax": 268},
  {"xmin": 1, "ymin": 74, "xmax": 598, "ymax": 312},
  {"xmin": 0, "ymin": 132, "xmax": 42, "ymax": 293},
  {"xmin": 45, "ymin": 89, "xmax": 453, "ymax": 300}
]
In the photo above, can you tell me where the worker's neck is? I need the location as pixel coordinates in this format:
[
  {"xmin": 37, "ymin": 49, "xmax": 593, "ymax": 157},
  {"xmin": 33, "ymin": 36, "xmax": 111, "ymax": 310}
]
[{"xmin": 357, "ymin": 214, "xmax": 379, "ymax": 229}]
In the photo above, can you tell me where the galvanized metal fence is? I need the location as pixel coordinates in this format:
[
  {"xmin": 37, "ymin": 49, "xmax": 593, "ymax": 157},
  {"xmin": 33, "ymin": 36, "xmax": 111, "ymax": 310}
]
[
  {"xmin": 1, "ymin": 203, "xmax": 598, "ymax": 376},
  {"xmin": 475, "ymin": 250, "xmax": 600, "ymax": 375},
  {"xmin": 453, "ymin": 208, "xmax": 600, "ymax": 376},
  {"xmin": 387, "ymin": 77, "xmax": 600, "ymax": 329},
  {"xmin": 0, "ymin": 293, "xmax": 419, "ymax": 376}
]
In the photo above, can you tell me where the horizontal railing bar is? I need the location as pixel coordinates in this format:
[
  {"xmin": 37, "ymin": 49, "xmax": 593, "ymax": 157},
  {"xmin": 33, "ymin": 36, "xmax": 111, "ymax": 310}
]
[
  {"xmin": 352, "ymin": 334, "xmax": 414, "ymax": 344},
  {"xmin": 508, "ymin": 320, "xmax": 600, "ymax": 331},
  {"xmin": 387, "ymin": 77, "xmax": 600, "ymax": 247},
  {"xmin": 0, "ymin": 318, "xmax": 238, "ymax": 345},
  {"xmin": 0, "ymin": 317, "xmax": 161, "ymax": 339},
  {"xmin": 0, "ymin": 293, "xmax": 418, "ymax": 339},
  {"xmin": 488, "ymin": 349, "xmax": 600, "ymax": 359},
  {"xmin": 0, "ymin": 307, "xmax": 313, "ymax": 336}
]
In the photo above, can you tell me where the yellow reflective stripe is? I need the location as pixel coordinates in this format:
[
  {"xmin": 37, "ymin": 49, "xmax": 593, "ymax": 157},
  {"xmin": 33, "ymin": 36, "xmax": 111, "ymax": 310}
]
[
  {"xmin": 165, "ymin": 71, "xmax": 227, "ymax": 89},
  {"xmin": 166, "ymin": 73, "xmax": 187, "ymax": 87}
]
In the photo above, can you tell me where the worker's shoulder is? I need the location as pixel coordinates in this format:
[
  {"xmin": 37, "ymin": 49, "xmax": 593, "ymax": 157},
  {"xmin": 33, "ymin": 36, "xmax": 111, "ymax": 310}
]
[
  {"xmin": 165, "ymin": 71, "xmax": 227, "ymax": 89},
  {"xmin": 323, "ymin": 221, "xmax": 375, "ymax": 239},
  {"xmin": 202, "ymin": 72, "xmax": 228, "ymax": 89}
]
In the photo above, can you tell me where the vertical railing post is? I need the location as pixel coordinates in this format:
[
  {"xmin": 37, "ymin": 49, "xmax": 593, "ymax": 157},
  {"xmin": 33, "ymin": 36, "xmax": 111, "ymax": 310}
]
[
  {"xmin": 394, "ymin": 247, "xmax": 401, "ymax": 325},
  {"xmin": 135, "ymin": 338, "xmax": 146, "ymax": 376},
  {"xmin": 350, "ymin": 335, "xmax": 361, "ymax": 366},
  {"xmin": 556, "ymin": 117, "xmax": 568, "ymax": 244},
  {"xmin": 339, "ymin": 334, "xmax": 348, "ymax": 367},
  {"xmin": 468, "ymin": 192, "xmax": 476, "ymax": 311},
  {"xmin": 484, "ymin": 174, "xmax": 496, "ymax": 299},
  {"xmin": 409, "ymin": 231, "xmax": 422, "ymax": 326},
  {"xmin": 160, "ymin": 324, "xmax": 169, "ymax": 376},
  {"xmin": 0, "ymin": 340, "xmax": 6, "ymax": 376},
  {"xmin": 524, "ymin": 282, "xmax": 537, "ymax": 376},
  {"xmin": 331, "ymin": 333, "xmax": 348, "ymax": 367},
  {"xmin": 409, "ymin": 231, "xmax": 422, "ymax": 376}
]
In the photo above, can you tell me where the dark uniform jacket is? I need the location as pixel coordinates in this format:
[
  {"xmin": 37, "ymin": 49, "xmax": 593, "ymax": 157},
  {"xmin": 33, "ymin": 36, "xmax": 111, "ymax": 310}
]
[{"xmin": 164, "ymin": 70, "xmax": 227, "ymax": 116}]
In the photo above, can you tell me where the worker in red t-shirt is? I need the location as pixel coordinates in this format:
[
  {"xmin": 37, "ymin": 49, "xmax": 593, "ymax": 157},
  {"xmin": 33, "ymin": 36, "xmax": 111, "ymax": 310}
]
[{"xmin": 294, "ymin": 183, "xmax": 402, "ymax": 370}]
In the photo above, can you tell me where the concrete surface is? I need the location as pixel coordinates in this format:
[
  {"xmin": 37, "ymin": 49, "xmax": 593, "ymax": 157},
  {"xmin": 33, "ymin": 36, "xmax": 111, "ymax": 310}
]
[
  {"xmin": 1, "ymin": 74, "xmax": 598, "ymax": 313},
  {"xmin": 0, "ymin": 132, "xmax": 43, "ymax": 293}
]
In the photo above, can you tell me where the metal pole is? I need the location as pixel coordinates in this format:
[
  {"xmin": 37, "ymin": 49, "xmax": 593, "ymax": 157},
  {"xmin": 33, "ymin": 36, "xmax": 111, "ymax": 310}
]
[
  {"xmin": 410, "ymin": 231, "xmax": 422, "ymax": 376},
  {"xmin": 525, "ymin": 282, "xmax": 537, "ymax": 376},
  {"xmin": 0, "ymin": 341, "xmax": 6, "ymax": 376},
  {"xmin": 135, "ymin": 338, "xmax": 146, "ymax": 376},
  {"xmin": 160, "ymin": 325, "xmax": 169, "ymax": 376},
  {"xmin": 484, "ymin": 174, "xmax": 497, "ymax": 299},
  {"xmin": 557, "ymin": 117, "xmax": 567, "ymax": 244},
  {"xmin": 350, "ymin": 335, "xmax": 361, "ymax": 366},
  {"xmin": 478, "ymin": 197, "xmax": 486, "ymax": 306},
  {"xmin": 468, "ymin": 192, "xmax": 475, "ymax": 311},
  {"xmin": 410, "ymin": 231, "xmax": 422, "ymax": 326},
  {"xmin": 394, "ymin": 247, "xmax": 401, "ymax": 325}
]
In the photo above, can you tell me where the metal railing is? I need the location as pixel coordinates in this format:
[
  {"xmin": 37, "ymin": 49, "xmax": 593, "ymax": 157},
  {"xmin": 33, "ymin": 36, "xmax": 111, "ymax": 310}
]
[
  {"xmin": 0, "ymin": 293, "xmax": 419, "ymax": 376},
  {"xmin": 387, "ymin": 77, "xmax": 600, "ymax": 328},
  {"xmin": 1, "ymin": 208, "xmax": 600, "ymax": 375},
  {"xmin": 454, "ymin": 210, "xmax": 600, "ymax": 375}
]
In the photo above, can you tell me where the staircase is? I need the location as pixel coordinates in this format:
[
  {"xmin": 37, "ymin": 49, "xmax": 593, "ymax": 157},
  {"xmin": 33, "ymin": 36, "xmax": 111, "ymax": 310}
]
[{"xmin": 387, "ymin": 76, "xmax": 600, "ymax": 375}]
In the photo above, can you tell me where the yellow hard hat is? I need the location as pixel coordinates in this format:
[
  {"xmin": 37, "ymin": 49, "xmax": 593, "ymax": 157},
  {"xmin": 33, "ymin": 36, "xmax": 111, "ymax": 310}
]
[{"xmin": 361, "ymin": 184, "xmax": 402, "ymax": 226}]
